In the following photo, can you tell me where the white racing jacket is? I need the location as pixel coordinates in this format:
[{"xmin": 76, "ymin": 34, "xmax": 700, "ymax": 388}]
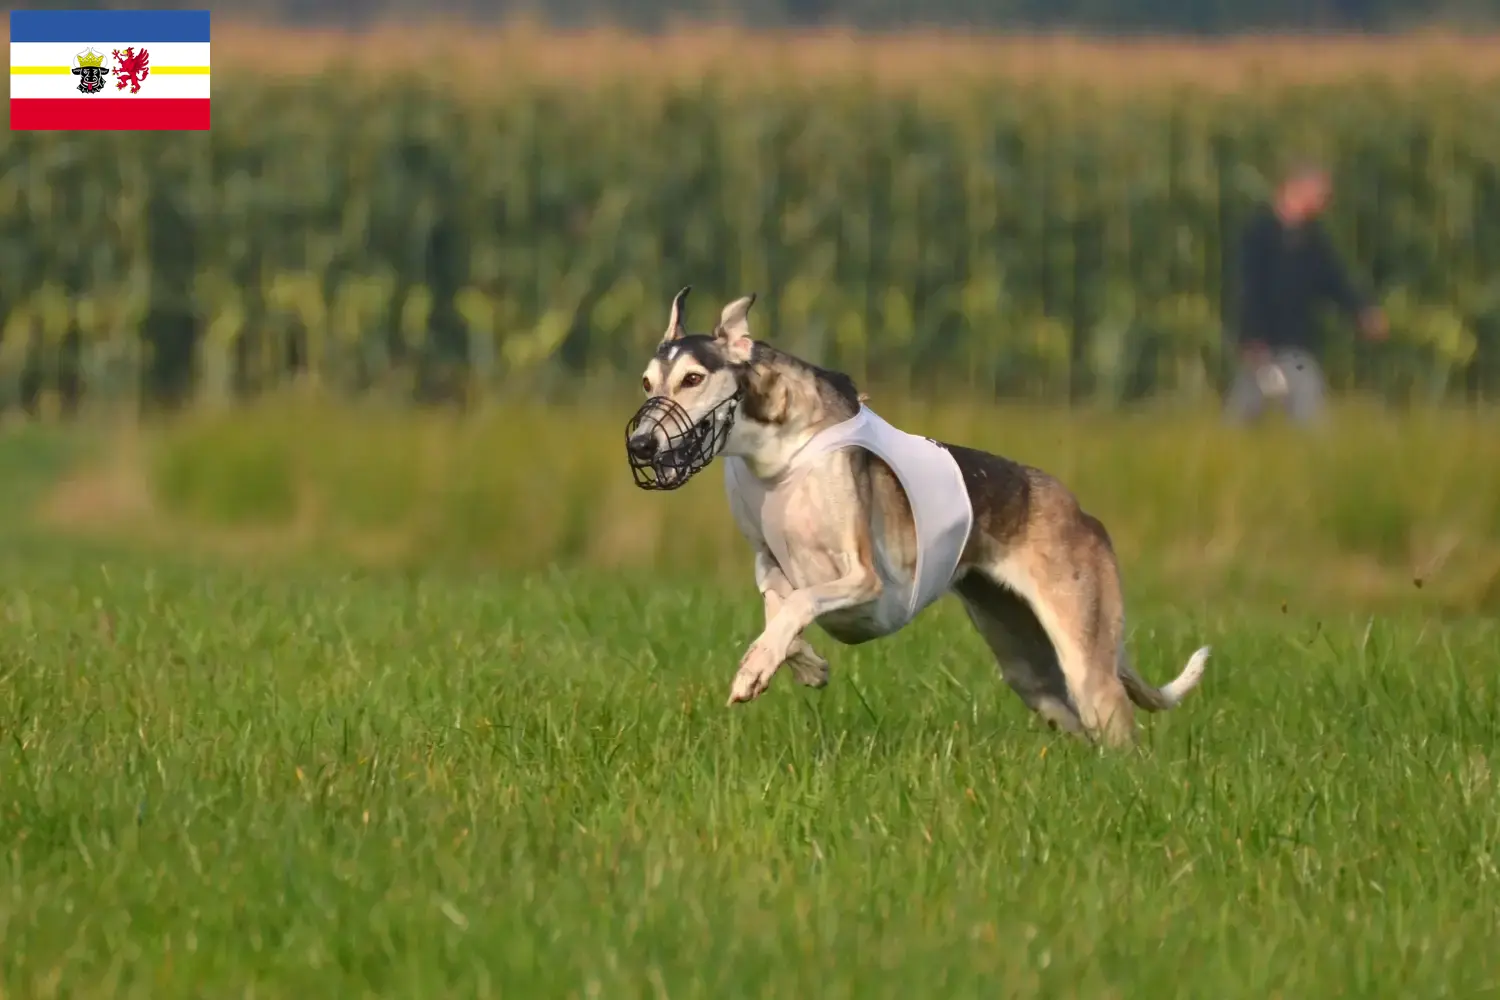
[{"xmin": 723, "ymin": 405, "xmax": 974, "ymax": 640}]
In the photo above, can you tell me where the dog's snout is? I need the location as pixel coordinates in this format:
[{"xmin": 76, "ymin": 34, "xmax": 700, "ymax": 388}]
[{"xmin": 629, "ymin": 434, "xmax": 659, "ymax": 462}]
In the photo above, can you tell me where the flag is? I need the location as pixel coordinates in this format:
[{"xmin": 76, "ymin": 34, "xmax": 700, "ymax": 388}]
[{"xmin": 10, "ymin": 10, "xmax": 210, "ymax": 131}]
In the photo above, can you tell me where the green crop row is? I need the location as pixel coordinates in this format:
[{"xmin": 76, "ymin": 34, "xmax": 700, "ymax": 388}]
[{"xmin": 2, "ymin": 72, "xmax": 1499, "ymax": 410}]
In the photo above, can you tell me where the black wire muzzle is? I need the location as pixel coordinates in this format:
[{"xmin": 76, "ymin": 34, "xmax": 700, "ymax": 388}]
[{"xmin": 625, "ymin": 391, "xmax": 741, "ymax": 491}]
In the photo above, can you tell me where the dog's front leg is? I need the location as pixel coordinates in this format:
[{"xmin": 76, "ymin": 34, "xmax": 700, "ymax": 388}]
[
  {"xmin": 755, "ymin": 551, "xmax": 830, "ymax": 690},
  {"xmin": 729, "ymin": 558, "xmax": 880, "ymax": 706}
]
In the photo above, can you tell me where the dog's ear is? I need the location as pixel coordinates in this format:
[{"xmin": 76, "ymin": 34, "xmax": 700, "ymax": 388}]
[
  {"xmin": 714, "ymin": 293, "xmax": 757, "ymax": 363},
  {"xmin": 660, "ymin": 285, "xmax": 691, "ymax": 344}
]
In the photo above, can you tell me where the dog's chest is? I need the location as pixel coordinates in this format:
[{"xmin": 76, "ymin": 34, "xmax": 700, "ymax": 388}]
[
  {"xmin": 774, "ymin": 494, "xmax": 908, "ymax": 643},
  {"xmin": 723, "ymin": 407, "xmax": 974, "ymax": 644}
]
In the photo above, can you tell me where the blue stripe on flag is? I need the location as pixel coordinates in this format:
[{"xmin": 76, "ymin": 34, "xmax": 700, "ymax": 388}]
[{"xmin": 9, "ymin": 10, "xmax": 211, "ymax": 43}]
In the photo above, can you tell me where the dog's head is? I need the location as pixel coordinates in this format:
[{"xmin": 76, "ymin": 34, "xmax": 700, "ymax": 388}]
[
  {"xmin": 625, "ymin": 286, "xmax": 757, "ymax": 490},
  {"xmin": 640, "ymin": 285, "xmax": 756, "ymax": 417}
]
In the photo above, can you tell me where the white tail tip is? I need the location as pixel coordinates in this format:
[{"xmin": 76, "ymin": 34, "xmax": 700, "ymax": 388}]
[{"xmin": 1159, "ymin": 645, "xmax": 1211, "ymax": 708}]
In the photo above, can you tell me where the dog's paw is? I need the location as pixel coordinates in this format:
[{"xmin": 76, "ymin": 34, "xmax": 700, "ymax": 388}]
[
  {"xmin": 786, "ymin": 640, "xmax": 829, "ymax": 689},
  {"xmin": 727, "ymin": 642, "xmax": 781, "ymax": 705}
]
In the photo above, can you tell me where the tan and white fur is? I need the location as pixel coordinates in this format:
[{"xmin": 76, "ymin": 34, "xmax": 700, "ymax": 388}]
[{"xmin": 631, "ymin": 287, "xmax": 1210, "ymax": 748}]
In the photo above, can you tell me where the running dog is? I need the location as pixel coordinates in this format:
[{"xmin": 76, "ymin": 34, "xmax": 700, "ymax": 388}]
[{"xmin": 626, "ymin": 287, "xmax": 1209, "ymax": 748}]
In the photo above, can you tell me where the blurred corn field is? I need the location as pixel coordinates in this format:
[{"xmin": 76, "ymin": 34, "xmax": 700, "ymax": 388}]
[{"xmin": 3, "ymin": 69, "xmax": 1500, "ymax": 413}]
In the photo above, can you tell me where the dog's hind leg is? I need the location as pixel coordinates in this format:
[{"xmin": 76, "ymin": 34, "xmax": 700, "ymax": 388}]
[
  {"xmin": 949, "ymin": 449, "xmax": 1139, "ymax": 747},
  {"xmin": 954, "ymin": 572, "xmax": 1083, "ymax": 736},
  {"xmin": 993, "ymin": 527, "xmax": 1137, "ymax": 748}
]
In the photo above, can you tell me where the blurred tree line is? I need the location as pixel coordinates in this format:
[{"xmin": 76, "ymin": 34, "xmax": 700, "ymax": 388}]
[{"xmin": 37, "ymin": 0, "xmax": 1500, "ymax": 32}]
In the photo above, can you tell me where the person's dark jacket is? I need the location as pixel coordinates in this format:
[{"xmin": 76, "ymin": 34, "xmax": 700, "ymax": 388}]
[{"xmin": 1233, "ymin": 204, "xmax": 1371, "ymax": 356}]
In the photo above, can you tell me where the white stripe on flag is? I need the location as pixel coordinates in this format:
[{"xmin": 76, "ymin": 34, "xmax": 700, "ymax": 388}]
[
  {"xmin": 10, "ymin": 73, "xmax": 210, "ymax": 99},
  {"xmin": 9, "ymin": 41, "xmax": 211, "ymax": 69}
]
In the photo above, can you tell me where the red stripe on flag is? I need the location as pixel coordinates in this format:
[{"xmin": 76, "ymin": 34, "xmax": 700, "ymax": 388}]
[{"xmin": 10, "ymin": 99, "xmax": 211, "ymax": 131}]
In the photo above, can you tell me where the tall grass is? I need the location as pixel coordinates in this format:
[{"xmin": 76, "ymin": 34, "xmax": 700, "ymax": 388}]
[{"xmin": 45, "ymin": 394, "xmax": 1500, "ymax": 615}]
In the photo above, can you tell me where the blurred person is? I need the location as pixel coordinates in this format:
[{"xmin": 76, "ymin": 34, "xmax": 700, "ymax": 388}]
[{"xmin": 1225, "ymin": 160, "xmax": 1387, "ymax": 426}]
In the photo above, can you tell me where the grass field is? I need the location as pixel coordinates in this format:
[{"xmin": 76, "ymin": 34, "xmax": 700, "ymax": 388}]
[{"xmin": 2, "ymin": 404, "xmax": 1498, "ymax": 996}]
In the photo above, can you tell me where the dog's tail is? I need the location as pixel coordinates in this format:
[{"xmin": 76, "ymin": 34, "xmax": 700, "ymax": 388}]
[{"xmin": 1119, "ymin": 646, "xmax": 1210, "ymax": 712}]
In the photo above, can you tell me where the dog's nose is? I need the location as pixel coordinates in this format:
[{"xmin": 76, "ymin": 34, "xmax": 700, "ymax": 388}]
[{"xmin": 628, "ymin": 435, "xmax": 659, "ymax": 462}]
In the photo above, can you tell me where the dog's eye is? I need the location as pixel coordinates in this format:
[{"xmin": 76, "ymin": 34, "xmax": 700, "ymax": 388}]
[
  {"xmin": 680, "ymin": 372, "xmax": 705, "ymax": 389},
  {"xmin": 641, "ymin": 377, "xmax": 651, "ymax": 393}
]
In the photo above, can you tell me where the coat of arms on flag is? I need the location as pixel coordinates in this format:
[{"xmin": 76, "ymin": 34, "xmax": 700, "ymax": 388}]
[
  {"xmin": 10, "ymin": 10, "xmax": 210, "ymax": 131},
  {"xmin": 70, "ymin": 47, "xmax": 111, "ymax": 94}
]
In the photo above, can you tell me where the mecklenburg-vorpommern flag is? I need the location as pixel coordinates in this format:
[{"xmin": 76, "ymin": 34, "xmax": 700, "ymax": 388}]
[{"xmin": 10, "ymin": 10, "xmax": 210, "ymax": 131}]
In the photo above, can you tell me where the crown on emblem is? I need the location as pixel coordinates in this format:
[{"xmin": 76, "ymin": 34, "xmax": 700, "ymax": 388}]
[{"xmin": 74, "ymin": 47, "xmax": 106, "ymax": 69}]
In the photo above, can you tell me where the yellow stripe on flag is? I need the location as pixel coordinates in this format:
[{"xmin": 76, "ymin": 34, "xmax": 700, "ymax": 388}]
[{"xmin": 9, "ymin": 65, "xmax": 210, "ymax": 75}]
